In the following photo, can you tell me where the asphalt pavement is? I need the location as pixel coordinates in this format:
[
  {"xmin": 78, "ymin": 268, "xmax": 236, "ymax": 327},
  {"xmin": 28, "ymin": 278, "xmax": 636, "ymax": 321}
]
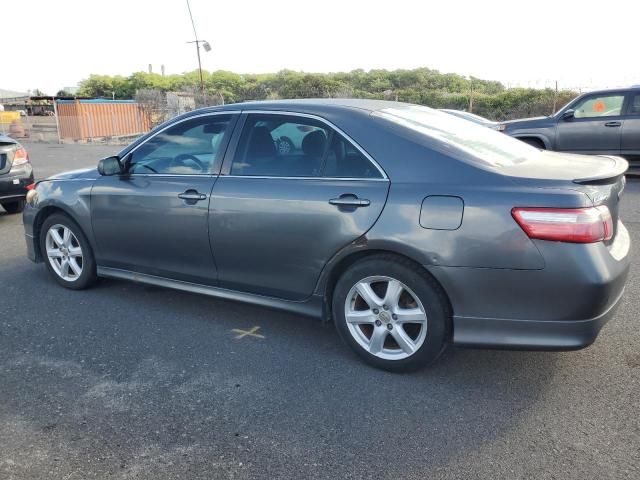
[{"xmin": 0, "ymin": 141, "xmax": 638, "ymax": 479}]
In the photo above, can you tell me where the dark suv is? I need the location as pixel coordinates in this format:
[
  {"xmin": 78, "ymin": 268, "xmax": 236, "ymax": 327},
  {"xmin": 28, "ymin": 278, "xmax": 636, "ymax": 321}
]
[
  {"xmin": 0, "ymin": 135, "xmax": 34, "ymax": 214},
  {"xmin": 501, "ymin": 86, "xmax": 640, "ymax": 168}
]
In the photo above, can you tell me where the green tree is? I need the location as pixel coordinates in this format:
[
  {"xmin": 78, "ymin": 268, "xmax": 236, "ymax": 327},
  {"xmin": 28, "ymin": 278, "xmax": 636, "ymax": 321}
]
[{"xmin": 77, "ymin": 67, "xmax": 578, "ymax": 120}]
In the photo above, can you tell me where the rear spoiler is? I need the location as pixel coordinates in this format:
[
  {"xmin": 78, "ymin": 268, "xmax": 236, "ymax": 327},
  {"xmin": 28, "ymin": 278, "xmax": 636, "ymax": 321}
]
[{"xmin": 573, "ymin": 156, "xmax": 628, "ymax": 185}]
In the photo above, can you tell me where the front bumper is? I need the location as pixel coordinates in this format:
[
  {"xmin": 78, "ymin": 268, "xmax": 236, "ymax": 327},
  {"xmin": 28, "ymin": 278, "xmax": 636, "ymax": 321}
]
[
  {"xmin": 25, "ymin": 232, "xmax": 39, "ymax": 262},
  {"xmin": 430, "ymin": 221, "xmax": 631, "ymax": 351},
  {"xmin": 23, "ymin": 199, "xmax": 40, "ymax": 262}
]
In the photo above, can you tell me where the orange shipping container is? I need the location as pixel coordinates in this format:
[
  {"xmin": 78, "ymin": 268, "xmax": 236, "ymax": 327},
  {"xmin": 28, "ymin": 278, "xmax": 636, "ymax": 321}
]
[{"xmin": 56, "ymin": 99, "xmax": 150, "ymax": 140}]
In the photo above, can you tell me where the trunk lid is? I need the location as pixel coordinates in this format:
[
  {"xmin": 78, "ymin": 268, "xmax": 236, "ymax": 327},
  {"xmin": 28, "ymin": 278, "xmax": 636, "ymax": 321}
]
[{"xmin": 500, "ymin": 150, "xmax": 627, "ymax": 182}]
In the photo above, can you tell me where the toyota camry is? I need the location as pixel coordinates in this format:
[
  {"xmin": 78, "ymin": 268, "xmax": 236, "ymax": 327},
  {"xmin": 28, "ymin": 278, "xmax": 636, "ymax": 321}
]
[{"xmin": 22, "ymin": 99, "xmax": 630, "ymax": 371}]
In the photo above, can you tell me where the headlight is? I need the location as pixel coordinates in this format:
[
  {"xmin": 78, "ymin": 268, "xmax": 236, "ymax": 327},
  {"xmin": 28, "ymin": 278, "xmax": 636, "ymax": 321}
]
[{"xmin": 26, "ymin": 187, "xmax": 38, "ymax": 205}]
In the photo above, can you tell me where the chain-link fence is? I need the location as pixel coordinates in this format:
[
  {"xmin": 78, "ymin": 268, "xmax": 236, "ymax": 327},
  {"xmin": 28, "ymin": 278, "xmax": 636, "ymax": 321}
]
[
  {"xmin": 136, "ymin": 89, "xmax": 225, "ymax": 129},
  {"xmin": 4, "ymin": 80, "xmax": 637, "ymax": 143}
]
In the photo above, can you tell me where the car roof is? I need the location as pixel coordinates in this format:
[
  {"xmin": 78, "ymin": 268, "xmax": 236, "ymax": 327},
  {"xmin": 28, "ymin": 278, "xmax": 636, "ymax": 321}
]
[
  {"xmin": 0, "ymin": 134, "xmax": 17, "ymax": 144},
  {"xmin": 119, "ymin": 98, "xmax": 426, "ymax": 159},
  {"xmin": 577, "ymin": 85, "xmax": 640, "ymax": 96},
  {"xmin": 183, "ymin": 98, "xmax": 420, "ymax": 118}
]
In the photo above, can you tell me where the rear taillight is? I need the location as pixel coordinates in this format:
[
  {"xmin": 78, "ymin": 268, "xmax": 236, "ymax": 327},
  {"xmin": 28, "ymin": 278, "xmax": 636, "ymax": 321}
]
[
  {"xmin": 512, "ymin": 206, "xmax": 613, "ymax": 243},
  {"xmin": 25, "ymin": 182, "xmax": 36, "ymax": 190},
  {"xmin": 12, "ymin": 147, "xmax": 29, "ymax": 166}
]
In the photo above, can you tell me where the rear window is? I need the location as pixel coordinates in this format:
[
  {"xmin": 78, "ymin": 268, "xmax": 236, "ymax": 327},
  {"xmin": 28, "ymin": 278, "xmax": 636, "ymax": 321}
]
[{"xmin": 374, "ymin": 106, "xmax": 540, "ymax": 167}]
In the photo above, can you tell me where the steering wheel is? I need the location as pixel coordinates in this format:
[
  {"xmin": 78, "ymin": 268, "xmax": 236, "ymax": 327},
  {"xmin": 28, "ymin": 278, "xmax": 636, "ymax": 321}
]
[
  {"xmin": 171, "ymin": 153, "xmax": 206, "ymax": 172},
  {"xmin": 139, "ymin": 164, "xmax": 158, "ymax": 174}
]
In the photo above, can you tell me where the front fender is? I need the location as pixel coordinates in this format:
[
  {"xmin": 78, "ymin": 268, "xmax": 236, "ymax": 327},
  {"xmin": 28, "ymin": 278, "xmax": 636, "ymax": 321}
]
[
  {"xmin": 511, "ymin": 132, "xmax": 553, "ymax": 149},
  {"xmin": 506, "ymin": 119, "xmax": 557, "ymax": 149},
  {"xmin": 26, "ymin": 179, "xmax": 96, "ymax": 249}
]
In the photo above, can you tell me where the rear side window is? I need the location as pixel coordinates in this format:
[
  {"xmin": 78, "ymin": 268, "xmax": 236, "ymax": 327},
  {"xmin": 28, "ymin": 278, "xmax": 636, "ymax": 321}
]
[
  {"xmin": 573, "ymin": 94, "xmax": 625, "ymax": 118},
  {"xmin": 231, "ymin": 115, "xmax": 330, "ymax": 177},
  {"xmin": 322, "ymin": 132, "xmax": 382, "ymax": 179},
  {"xmin": 627, "ymin": 93, "xmax": 640, "ymax": 116},
  {"xmin": 231, "ymin": 114, "xmax": 382, "ymax": 179}
]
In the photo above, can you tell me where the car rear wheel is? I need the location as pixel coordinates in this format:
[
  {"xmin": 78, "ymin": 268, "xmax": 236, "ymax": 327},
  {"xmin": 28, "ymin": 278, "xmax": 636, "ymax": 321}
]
[
  {"xmin": 40, "ymin": 213, "xmax": 97, "ymax": 289},
  {"xmin": 332, "ymin": 255, "xmax": 450, "ymax": 372},
  {"xmin": 1, "ymin": 199, "xmax": 25, "ymax": 214}
]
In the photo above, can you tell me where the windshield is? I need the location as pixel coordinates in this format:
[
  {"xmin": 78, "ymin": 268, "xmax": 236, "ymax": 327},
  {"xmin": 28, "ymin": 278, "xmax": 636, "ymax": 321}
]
[{"xmin": 374, "ymin": 106, "xmax": 540, "ymax": 167}]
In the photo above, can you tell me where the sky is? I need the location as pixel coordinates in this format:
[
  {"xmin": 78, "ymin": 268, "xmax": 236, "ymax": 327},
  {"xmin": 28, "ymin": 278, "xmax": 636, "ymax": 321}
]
[{"xmin": 3, "ymin": 0, "xmax": 639, "ymax": 95}]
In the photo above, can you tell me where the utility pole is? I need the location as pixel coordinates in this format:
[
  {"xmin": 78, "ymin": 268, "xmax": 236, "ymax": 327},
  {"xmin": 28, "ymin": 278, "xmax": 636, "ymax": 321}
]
[
  {"xmin": 194, "ymin": 40, "xmax": 204, "ymax": 94},
  {"xmin": 468, "ymin": 77, "xmax": 474, "ymax": 113},
  {"xmin": 186, "ymin": 0, "xmax": 211, "ymax": 97},
  {"xmin": 552, "ymin": 80, "xmax": 558, "ymax": 115}
]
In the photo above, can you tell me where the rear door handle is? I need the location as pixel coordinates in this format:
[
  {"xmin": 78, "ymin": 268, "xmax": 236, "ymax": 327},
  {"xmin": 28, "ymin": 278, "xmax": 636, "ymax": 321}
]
[
  {"xmin": 178, "ymin": 190, "xmax": 207, "ymax": 201},
  {"xmin": 329, "ymin": 195, "xmax": 370, "ymax": 207},
  {"xmin": 604, "ymin": 121, "xmax": 622, "ymax": 127}
]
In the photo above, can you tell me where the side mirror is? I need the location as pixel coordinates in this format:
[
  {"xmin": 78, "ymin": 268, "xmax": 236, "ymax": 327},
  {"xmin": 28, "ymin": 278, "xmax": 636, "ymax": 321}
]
[
  {"xmin": 561, "ymin": 109, "xmax": 575, "ymax": 120},
  {"xmin": 97, "ymin": 156, "xmax": 123, "ymax": 176}
]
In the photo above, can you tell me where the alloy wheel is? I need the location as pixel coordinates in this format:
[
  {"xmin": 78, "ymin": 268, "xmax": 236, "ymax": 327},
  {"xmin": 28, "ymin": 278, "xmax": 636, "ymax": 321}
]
[
  {"xmin": 344, "ymin": 276, "xmax": 428, "ymax": 360},
  {"xmin": 45, "ymin": 224, "xmax": 83, "ymax": 282}
]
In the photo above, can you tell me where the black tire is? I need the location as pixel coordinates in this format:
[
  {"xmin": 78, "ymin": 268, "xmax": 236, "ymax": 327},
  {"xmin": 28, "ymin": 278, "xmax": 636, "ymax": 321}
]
[
  {"xmin": 332, "ymin": 254, "xmax": 450, "ymax": 372},
  {"xmin": 519, "ymin": 137, "xmax": 545, "ymax": 149},
  {"xmin": 1, "ymin": 199, "xmax": 25, "ymax": 214},
  {"xmin": 39, "ymin": 213, "xmax": 97, "ymax": 290}
]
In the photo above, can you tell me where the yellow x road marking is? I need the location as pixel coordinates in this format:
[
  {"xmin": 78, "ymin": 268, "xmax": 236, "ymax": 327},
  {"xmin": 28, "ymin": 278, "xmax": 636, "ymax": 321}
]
[{"xmin": 231, "ymin": 326, "xmax": 265, "ymax": 339}]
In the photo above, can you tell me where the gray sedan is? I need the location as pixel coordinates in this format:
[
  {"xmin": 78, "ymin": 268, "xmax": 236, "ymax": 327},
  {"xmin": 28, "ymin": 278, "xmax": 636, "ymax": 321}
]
[{"xmin": 22, "ymin": 99, "xmax": 630, "ymax": 371}]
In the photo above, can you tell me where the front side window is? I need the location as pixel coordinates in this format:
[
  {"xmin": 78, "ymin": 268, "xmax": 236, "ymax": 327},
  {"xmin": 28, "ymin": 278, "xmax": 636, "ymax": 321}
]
[
  {"xmin": 573, "ymin": 94, "xmax": 625, "ymax": 118},
  {"xmin": 231, "ymin": 114, "xmax": 383, "ymax": 179},
  {"xmin": 128, "ymin": 115, "xmax": 232, "ymax": 175}
]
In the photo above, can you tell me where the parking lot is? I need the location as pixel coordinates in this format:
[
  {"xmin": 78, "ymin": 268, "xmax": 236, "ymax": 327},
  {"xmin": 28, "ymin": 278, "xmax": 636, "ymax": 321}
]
[{"xmin": 1, "ymin": 141, "xmax": 639, "ymax": 479}]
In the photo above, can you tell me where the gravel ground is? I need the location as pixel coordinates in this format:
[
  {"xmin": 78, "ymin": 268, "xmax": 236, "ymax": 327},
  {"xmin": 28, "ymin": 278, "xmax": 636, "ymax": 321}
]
[{"xmin": 0, "ymin": 141, "xmax": 638, "ymax": 479}]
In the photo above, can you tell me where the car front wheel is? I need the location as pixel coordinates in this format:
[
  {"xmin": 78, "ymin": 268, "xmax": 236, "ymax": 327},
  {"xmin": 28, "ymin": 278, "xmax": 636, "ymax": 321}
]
[
  {"xmin": 332, "ymin": 255, "xmax": 450, "ymax": 372},
  {"xmin": 40, "ymin": 213, "xmax": 97, "ymax": 289}
]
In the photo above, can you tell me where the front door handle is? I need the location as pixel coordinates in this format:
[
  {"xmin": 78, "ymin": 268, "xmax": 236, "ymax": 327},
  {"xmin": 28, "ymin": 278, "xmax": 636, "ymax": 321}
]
[
  {"xmin": 178, "ymin": 190, "xmax": 207, "ymax": 202},
  {"xmin": 604, "ymin": 121, "xmax": 622, "ymax": 127},
  {"xmin": 329, "ymin": 194, "xmax": 370, "ymax": 207}
]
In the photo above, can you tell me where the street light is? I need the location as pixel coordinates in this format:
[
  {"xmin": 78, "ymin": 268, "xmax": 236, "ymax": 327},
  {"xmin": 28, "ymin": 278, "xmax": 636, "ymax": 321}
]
[
  {"xmin": 185, "ymin": 0, "xmax": 210, "ymax": 95},
  {"xmin": 187, "ymin": 39, "xmax": 211, "ymax": 95}
]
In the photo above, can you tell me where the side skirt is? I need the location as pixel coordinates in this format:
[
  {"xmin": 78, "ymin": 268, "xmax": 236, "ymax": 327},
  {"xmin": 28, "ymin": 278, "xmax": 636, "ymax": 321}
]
[{"xmin": 97, "ymin": 266, "xmax": 324, "ymax": 319}]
